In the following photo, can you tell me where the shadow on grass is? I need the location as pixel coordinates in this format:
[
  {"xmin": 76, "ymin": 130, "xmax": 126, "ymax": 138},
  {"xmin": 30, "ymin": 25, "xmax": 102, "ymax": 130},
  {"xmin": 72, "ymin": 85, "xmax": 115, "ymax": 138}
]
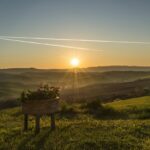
[
  {"xmin": 76, "ymin": 140, "xmax": 100, "ymax": 150},
  {"xmin": 17, "ymin": 128, "xmax": 54, "ymax": 150},
  {"xmin": 17, "ymin": 133, "xmax": 34, "ymax": 150},
  {"xmin": 123, "ymin": 106, "xmax": 150, "ymax": 119}
]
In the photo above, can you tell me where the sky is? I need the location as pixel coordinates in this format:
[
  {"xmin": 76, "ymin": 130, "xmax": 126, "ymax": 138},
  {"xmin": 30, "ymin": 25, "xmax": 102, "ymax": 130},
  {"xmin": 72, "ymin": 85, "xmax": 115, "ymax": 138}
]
[{"xmin": 0, "ymin": 0, "xmax": 150, "ymax": 68}]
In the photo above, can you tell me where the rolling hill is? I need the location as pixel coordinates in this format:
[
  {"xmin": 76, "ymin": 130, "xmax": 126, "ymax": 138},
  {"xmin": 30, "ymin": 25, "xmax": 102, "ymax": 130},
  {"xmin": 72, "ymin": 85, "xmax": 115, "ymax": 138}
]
[
  {"xmin": 106, "ymin": 96, "xmax": 150, "ymax": 109},
  {"xmin": 0, "ymin": 67, "xmax": 150, "ymax": 110},
  {"xmin": 62, "ymin": 78, "xmax": 150, "ymax": 102}
]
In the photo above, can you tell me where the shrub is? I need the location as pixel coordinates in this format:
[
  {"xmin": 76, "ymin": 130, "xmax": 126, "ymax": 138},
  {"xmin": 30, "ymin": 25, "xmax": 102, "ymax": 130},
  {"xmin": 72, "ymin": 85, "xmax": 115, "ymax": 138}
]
[
  {"xmin": 59, "ymin": 101, "xmax": 77, "ymax": 118},
  {"xmin": 84, "ymin": 99, "xmax": 123, "ymax": 119},
  {"xmin": 85, "ymin": 99, "xmax": 102, "ymax": 110},
  {"xmin": 20, "ymin": 85, "xmax": 60, "ymax": 102}
]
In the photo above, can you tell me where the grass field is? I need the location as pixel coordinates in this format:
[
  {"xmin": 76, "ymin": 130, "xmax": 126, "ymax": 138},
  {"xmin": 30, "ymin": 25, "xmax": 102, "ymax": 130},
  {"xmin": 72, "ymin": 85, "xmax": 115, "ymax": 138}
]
[
  {"xmin": 107, "ymin": 96, "xmax": 150, "ymax": 109},
  {"xmin": 0, "ymin": 96, "xmax": 150, "ymax": 150},
  {"xmin": 106, "ymin": 96, "xmax": 150, "ymax": 119}
]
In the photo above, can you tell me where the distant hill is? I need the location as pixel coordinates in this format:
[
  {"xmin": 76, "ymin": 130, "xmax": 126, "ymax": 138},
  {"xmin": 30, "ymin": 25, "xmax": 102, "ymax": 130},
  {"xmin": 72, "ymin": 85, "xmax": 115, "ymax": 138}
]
[
  {"xmin": 0, "ymin": 69, "xmax": 150, "ymax": 101},
  {"xmin": 0, "ymin": 66, "xmax": 150, "ymax": 108},
  {"xmin": 1, "ymin": 65, "xmax": 150, "ymax": 73},
  {"xmin": 85, "ymin": 66, "xmax": 150, "ymax": 72},
  {"xmin": 62, "ymin": 78, "xmax": 150, "ymax": 102}
]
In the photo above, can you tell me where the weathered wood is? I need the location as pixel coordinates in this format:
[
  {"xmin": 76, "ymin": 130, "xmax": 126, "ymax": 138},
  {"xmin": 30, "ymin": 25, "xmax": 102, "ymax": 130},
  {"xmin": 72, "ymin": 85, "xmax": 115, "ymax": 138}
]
[
  {"xmin": 23, "ymin": 114, "xmax": 28, "ymax": 131},
  {"xmin": 35, "ymin": 115, "xmax": 40, "ymax": 134},
  {"xmin": 51, "ymin": 114, "xmax": 55, "ymax": 130},
  {"xmin": 22, "ymin": 99, "xmax": 59, "ymax": 115},
  {"xmin": 22, "ymin": 99, "xmax": 59, "ymax": 133}
]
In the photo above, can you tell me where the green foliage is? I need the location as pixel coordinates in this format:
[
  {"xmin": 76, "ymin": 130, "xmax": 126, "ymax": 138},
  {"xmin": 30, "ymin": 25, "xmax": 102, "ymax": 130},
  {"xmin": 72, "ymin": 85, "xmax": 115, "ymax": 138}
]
[
  {"xmin": 83, "ymin": 99, "xmax": 122, "ymax": 119},
  {"xmin": 20, "ymin": 85, "xmax": 60, "ymax": 102},
  {"xmin": 85, "ymin": 99, "xmax": 102, "ymax": 110},
  {"xmin": 59, "ymin": 101, "xmax": 77, "ymax": 118}
]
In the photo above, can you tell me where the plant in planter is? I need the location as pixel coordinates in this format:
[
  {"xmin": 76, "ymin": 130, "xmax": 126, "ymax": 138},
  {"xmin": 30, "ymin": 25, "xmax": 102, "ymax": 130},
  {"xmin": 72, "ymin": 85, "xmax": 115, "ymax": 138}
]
[
  {"xmin": 21, "ymin": 85, "xmax": 60, "ymax": 102},
  {"xmin": 21, "ymin": 85, "xmax": 60, "ymax": 115},
  {"xmin": 21, "ymin": 85, "xmax": 60, "ymax": 133}
]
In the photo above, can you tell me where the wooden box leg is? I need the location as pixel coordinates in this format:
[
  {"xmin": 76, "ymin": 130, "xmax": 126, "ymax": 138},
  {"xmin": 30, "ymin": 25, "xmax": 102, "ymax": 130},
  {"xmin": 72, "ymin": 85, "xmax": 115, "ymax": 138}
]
[
  {"xmin": 51, "ymin": 114, "xmax": 55, "ymax": 130},
  {"xmin": 35, "ymin": 115, "xmax": 40, "ymax": 134},
  {"xmin": 24, "ymin": 114, "xmax": 28, "ymax": 131}
]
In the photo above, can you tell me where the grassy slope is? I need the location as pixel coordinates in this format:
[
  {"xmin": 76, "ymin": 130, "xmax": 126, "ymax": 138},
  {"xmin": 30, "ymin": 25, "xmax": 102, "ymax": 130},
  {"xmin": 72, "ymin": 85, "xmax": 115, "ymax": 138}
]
[
  {"xmin": 106, "ymin": 96, "xmax": 150, "ymax": 109},
  {"xmin": 0, "ymin": 97, "xmax": 150, "ymax": 150},
  {"xmin": 106, "ymin": 96, "xmax": 150, "ymax": 119}
]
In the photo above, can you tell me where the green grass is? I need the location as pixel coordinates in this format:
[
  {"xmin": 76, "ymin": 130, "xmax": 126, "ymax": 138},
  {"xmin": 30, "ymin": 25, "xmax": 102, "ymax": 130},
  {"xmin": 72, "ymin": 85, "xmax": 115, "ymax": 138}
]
[
  {"xmin": 106, "ymin": 96, "xmax": 150, "ymax": 119},
  {"xmin": 0, "ymin": 97, "xmax": 150, "ymax": 149},
  {"xmin": 106, "ymin": 96, "xmax": 150, "ymax": 109}
]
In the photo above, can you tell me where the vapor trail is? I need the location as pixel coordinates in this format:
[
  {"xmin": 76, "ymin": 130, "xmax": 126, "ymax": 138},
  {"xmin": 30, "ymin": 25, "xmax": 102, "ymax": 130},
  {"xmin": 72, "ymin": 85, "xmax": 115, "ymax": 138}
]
[
  {"xmin": 0, "ymin": 37, "xmax": 94, "ymax": 51},
  {"xmin": 0, "ymin": 35, "xmax": 150, "ymax": 45}
]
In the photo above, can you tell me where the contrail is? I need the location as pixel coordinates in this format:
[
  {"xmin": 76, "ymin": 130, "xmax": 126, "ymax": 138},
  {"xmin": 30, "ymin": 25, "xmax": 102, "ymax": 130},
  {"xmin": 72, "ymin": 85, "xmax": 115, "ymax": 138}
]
[
  {"xmin": 0, "ymin": 37, "xmax": 98, "ymax": 51},
  {"xmin": 0, "ymin": 35, "xmax": 150, "ymax": 45}
]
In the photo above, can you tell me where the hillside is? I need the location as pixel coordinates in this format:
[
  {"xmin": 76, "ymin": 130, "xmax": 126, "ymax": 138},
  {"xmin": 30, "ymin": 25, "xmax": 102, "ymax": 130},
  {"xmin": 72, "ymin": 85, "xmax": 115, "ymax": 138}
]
[
  {"xmin": 63, "ymin": 78, "xmax": 150, "ymax": 102},
  {"xmin": 106, "ymin": 96, "xmax": 150, "ymax": 119},
  {"xmin": 0, "ymin": 96, "xmax": 150, "ymax": 149},
  {"xmin": 1, "ymin": 66, "xmax": 150, "ymax": 73},
  {"xmin": 0, "ymin": 67, "xmax": 150, "ymax": 102},
  {"xmin": 106, "ymin": 96, "xmax": 150, "ymax": 109},
  {"xmin": 85, "ymin": 66, "xmax": 150, "ymax": 72}
]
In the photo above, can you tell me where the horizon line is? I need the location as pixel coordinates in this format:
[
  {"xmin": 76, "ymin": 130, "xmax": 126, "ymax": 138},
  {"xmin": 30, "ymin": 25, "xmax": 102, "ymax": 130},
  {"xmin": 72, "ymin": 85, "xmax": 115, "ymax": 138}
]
[{"xmin": 1, "ymin": 65, "xmax": 150, "ymax": 70}]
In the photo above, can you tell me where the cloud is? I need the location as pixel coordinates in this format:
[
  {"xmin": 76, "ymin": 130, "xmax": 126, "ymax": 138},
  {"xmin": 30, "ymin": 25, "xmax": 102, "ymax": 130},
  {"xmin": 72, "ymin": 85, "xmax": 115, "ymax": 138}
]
[
  {"xmin": 0, "ymin": 35, "xmax": 150, "ymax": 45},
  {"xmin": 0, "ymin": 37, "xmax": 93, "ymax": 51}
]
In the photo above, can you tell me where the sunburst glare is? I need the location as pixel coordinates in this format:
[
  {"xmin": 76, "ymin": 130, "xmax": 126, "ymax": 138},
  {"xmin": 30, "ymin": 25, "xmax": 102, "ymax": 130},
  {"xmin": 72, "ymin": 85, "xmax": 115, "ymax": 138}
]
[{"xmin": 70, "ymin": 57, "xmax": 80, "ymax": 67}]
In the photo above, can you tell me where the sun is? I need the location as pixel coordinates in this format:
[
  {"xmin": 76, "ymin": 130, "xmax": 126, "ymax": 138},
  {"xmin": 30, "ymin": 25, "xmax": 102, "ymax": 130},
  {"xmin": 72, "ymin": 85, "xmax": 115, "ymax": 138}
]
[{"xmin": 70, "ymin": 57, "xmax": 80, "ymax": 67}]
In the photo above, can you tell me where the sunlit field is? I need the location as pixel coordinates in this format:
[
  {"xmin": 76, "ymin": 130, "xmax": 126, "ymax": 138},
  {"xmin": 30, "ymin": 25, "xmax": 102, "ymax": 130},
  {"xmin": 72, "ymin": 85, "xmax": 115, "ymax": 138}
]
[{"xmin": 0, "ymin": 96, "xmax": 150, "ymax": 150}]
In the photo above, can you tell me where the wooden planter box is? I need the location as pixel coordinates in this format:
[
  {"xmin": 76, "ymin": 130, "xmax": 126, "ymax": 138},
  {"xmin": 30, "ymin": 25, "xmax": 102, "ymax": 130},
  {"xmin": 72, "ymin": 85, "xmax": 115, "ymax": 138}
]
[{"xmin": 22, "ymin": 99, "xmax": 60, "ymax": 115}]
